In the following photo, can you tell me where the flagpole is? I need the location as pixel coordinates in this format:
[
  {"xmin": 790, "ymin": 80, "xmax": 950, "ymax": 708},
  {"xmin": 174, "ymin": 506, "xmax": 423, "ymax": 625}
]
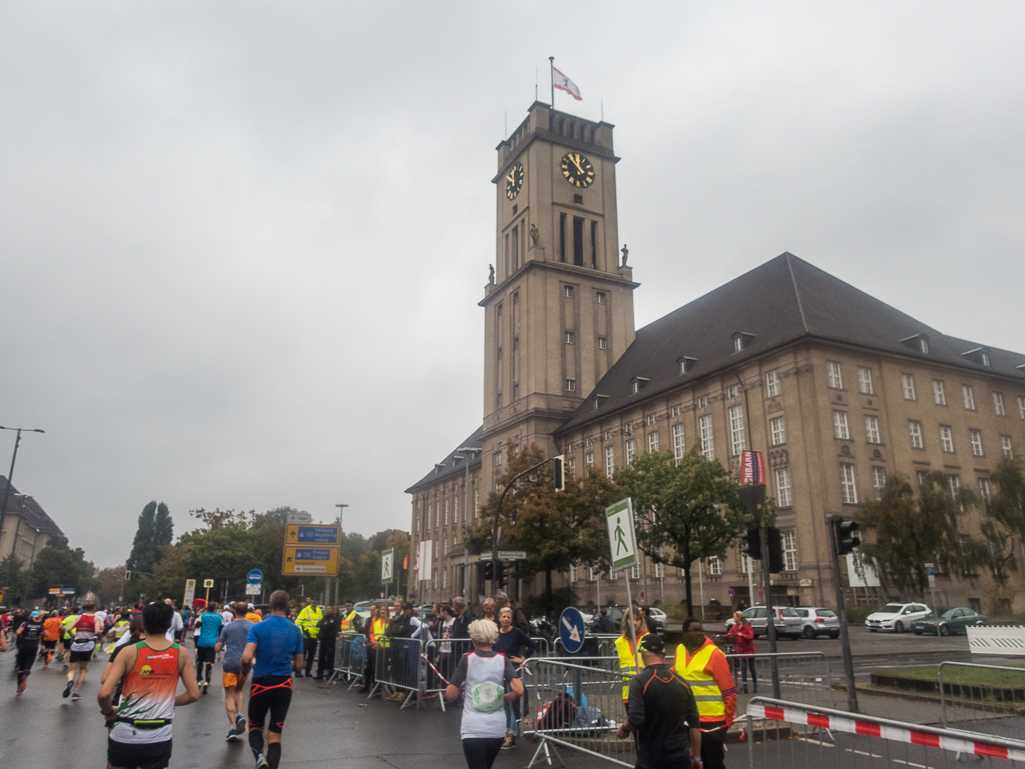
[{"xmin": 549, "ymin": 56, "xmax": 555, "ymax": 108}]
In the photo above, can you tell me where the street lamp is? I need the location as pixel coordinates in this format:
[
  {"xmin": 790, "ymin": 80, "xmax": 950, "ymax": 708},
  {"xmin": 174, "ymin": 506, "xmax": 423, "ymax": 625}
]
[
  {"xmin": 334, "ymin": 504, "xmax": 348, "ymax": 605},
  {"xmin": 0, "ymin": 426, "xmax": 45, "ymax": 587},
  {"xmin": 455, "ymin": 447, "xmax": 482, "ymax": 599}
]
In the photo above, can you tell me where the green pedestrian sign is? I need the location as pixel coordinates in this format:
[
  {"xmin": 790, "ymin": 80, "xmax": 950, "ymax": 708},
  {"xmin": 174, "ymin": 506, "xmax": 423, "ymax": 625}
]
[
  {"xmin": 381, "ymin": 548, "xmax": 394, "ymax": 585},
  {"xmin": 606, "ymin": 498, "xmax": 638, "ymax": 572}
]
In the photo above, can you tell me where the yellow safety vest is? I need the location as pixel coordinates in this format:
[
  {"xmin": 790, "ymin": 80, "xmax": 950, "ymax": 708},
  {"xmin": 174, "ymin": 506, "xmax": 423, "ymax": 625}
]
[
  {"xmin": 340, "ymin": 610, "xmax": 357, "ymax": 632},
  {"xmin": 370, "ymin": 617, "xmax": 387, "ymax": 647},
  {"xmin": 297, "ymin": 606, "xmax": 322, "ymax": 639},
  {"xmin": 674, "ymin": 642, "xmax": 726, "ymax": 719},
  {"xmin": 614, "ymin": 631, "xmax": 649, "ymax": 702}
]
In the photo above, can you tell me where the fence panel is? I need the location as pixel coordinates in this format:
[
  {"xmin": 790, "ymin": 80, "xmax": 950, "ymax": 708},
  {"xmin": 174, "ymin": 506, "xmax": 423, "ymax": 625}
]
[
  {"xmin": 521, "ymin": 657, "xmax": 633, "ymax": 768},
  {"xmin": 746, "ymin": 696, "xmax": 1025, "ymax": 769},
  {"xmin": 727, "ymin": 651, "xmax": 835, "ymax": 710},
  {"xmin": 330, "ymin": 633, "xmax": 367, "ymax": 689},
  {"xmin": 368, "ymin": 637, "xmax": 423, "ymax": 709},
  {"xmin": 939, "ymin": 661, "xmax": 1025, "ymax": 737}
]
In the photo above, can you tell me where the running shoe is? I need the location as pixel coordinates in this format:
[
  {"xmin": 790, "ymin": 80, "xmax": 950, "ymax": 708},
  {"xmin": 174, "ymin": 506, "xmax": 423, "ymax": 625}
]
[
  {"xmin": 71, "ymin": 692, "xmax": 81, "ymax": 702},
  {"xmin": 17, "ymin": 681, "xmax": 26, "ymax": 695},
  {"xmin": 202, "ymin": 682, "xmax": 209, "ymax": 695},
  {"xmin": 235, "ymin": 713, "xmax": 246, "ymax": 733},
  {"xmin": 254, "ymin": 753, "xmax": 270, "ymax": 769},
  {"xmin": 62, "ymin": 681, "xmax": 73, "ymax": 698},
  {"xmin": 226, "ymin": 726, "xmax": 236, "ymax": 741}
]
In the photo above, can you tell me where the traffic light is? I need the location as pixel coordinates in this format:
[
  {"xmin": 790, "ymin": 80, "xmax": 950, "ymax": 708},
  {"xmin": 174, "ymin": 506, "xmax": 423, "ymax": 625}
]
[
  {"xmin": 743, "ymin": 528, "xmax": 762, "ymax": 560},
  {"xmin": 496, "ymin": 561, "xmax": 509, "ymax": 587},
  {"xmin": 835, "ymin": 520, "xmax": 860, "ymax": 556},
  {"xmin": 482, "ymin": 561, "xmax": 495, "ymax": 581},
  {"xmin": 553, "ymin": 455, "xmax": 565, "ymax": 492},
  {"xmin": 124, "ymin": 570, "xmax": 132, "ymax": 581},
  {"xmin": 767, "ymin": 527, "xmax": 784, "ymax": 573}
]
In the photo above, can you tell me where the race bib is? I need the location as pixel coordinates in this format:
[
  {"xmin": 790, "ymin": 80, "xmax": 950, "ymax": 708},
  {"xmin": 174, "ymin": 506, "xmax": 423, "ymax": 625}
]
[{"xmin": 470, "ymin": 681, "xmax": 505, "ymax": 713}]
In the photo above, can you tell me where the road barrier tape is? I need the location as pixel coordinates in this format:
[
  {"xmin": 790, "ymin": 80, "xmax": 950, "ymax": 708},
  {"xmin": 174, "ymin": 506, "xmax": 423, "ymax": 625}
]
[
  {"xmin": 747, "ymin": 702, "xmax": 1025, "ymax": 761},
  {"xmin": 420, "ymin": 653, "xmax": 451, "ymax": 686}
]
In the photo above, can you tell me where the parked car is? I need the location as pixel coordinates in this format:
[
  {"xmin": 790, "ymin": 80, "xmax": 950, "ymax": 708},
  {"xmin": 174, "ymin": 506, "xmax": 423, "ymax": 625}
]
[
  {"xmin": 646, "ymin": 607, "xmax": 667, "ymax": 633},
  {"xmin": 911, "ymin": 607, "xmax": 987, "ymax": 636},
  {"xmin": 792, "ymin": 607, "xmax": 840, "ymax": 639},
  {"xmin": 865, "ymin": 602, "xmax": 931, "ymax": 633},
  {"xmin": 725, "ymin": 606, "xmax": 803, "ymax": 640}
]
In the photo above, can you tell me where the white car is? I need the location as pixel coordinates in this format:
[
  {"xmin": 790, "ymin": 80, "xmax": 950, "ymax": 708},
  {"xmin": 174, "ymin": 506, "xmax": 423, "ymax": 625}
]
[
  {"xmin": 865, "ymin": 602, "xmax": 931, "ymax": 633},
  {"xmin": 793, "ymin": 607, "xmax": 840, "ymax": 639}
]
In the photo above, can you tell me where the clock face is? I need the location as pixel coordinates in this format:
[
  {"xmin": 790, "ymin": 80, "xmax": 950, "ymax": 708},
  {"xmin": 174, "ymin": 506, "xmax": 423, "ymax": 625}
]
[
  {"xmin": 561, "ymin": 152, "xmax": 595, "ymax": 188},
  {"xmin": 505, "ymin": 162, "xmax": 524, "ymax": 200}
]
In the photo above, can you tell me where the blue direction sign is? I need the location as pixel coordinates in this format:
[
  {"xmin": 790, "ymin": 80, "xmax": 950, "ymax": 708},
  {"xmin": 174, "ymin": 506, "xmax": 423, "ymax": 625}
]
[
  {"xmin": 247, "ymin": 569, "xmax": 263, "ymax": 585},
  {"xmin": 559, "ymin": 607, "xmax": 585, "ymax": 654},
  {"xmin": 285, "ymin": 524, "xmax": 341, "ymax": 545}
]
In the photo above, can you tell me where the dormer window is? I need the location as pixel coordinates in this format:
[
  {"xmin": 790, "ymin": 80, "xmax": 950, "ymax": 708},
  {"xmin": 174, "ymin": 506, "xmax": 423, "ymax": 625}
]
[
  {"xmin": 731, "ymin": 332, "xmax": 755, "ymax": 353},
  {"xmin": 677, "ymin": 356, "xmax": 698, "ymax": 375},
  {"xmin": 901, "ymin": 333, "xmax": 929, "ymax": 354},
  {"xmin": 962, "ymin": 347, "xmax": 992, "ymax": 367},
  {"xmin": 630, "ymin": 376, "xmax": 650, "ymax": 395},
  {"xmin": 592, "ymin": 394, "xmax": 610, "ymax": 411}
]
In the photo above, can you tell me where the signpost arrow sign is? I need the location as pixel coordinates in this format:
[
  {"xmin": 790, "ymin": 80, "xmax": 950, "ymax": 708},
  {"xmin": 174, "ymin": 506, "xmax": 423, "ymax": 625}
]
[{"xmin": 559, "ymin": 607, "xmax": 585, "ymax": 654}]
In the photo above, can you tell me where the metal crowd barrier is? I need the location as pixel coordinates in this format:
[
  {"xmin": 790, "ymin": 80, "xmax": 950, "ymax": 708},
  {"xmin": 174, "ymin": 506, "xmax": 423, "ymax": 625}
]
[
  {"xmin": 746, "ymin": 696, "xmax": 1025, "ymax": 769},
  {"xmin": 726, "ymin": 651, "xmax": 835, "ymax": 710},
  {"xmin": 329, "ymin": 632, "xmax": 367, "ymax": 689},
  {"xmin": 367, "ymin": 636, "xmax": 423, "ymax": 709},
  {"xmin": 521, "ymin": 656, "xmax": 633, "ymax": 768},
  {"xmin": 421, "ymin": 638, "xmax": 474, "ymax": 708},
  {"xmin": 939, "ymin": 661, "xmax": 1025, "ymax": 736}
]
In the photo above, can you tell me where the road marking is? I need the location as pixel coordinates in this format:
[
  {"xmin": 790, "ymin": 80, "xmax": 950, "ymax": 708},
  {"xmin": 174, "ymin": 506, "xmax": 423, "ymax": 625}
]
[{"xmin": 803, "ymin": 737, "xmax": 930, "ymax": 768}]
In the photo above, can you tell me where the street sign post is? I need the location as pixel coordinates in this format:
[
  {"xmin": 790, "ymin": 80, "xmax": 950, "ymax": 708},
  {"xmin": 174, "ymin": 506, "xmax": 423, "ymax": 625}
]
[
  {"xmin": 203, "ymin": 578, "xmax": 214, "ymax": 604},
  {"xmin": 282, "ymin": 546, "xmax": 339, "ymax": 576},
  {"xmin": 287, "ymin": 512, "xmax": 313, "ymax": 524},
  {"xmin": 285, "ymin": 524, "xmax": 341, "ymax": 546},
  {"xmin": 559, "ymin": 607, "xmax": 585, "ymax": 654},
  {"xmin": 381, "ymin": 548, "xmax": 394, "ymax": 585},
  {"xmin": 245, "ymin": 583, "xmax": 261, "ymax": 595},
  {"xmin": 497, "ymin": 550, "xmax": 527, "ymax": 561}
]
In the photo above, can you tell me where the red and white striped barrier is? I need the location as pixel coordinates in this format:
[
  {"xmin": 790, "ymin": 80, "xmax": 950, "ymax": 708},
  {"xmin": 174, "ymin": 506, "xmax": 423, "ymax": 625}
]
[{"xmin": 747, "ymin": 702, "xmax": 1025, "ymax": 762}]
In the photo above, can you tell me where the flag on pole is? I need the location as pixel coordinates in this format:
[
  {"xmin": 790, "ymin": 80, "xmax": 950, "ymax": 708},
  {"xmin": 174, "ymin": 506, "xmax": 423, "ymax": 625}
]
[
  {"xmin": 403, "ymin": 554, "xmax": 408, "ymax": 569},
  {"xmin": 553, "ymin": 67, "xmax": 582, "ymax": 101},
  {"xmin": 739, "ymin": 450, "xmax": 767, "ymax": 485}
]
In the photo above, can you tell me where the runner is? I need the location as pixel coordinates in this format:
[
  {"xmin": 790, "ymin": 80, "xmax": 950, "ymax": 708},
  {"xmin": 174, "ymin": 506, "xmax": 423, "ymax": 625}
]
[
  {"xmin": 240, "ymin": 589, "xmax": 304, "ymax": 769},
  {"xmin": 163, "ymin": 599, "xmax": 184, "ymax": 643},
  {"xmin": 195, "ymin": 602, "xmax": 223, "ymax": 695},
  {"xmin": 215, "ymin": 601, "xmax": 253, "ymax": 741},
  {"xmin": 41, "ymin": 611, "xmax": 61, "ymax": 668},
  {"xmin": 64, "ymin": 601, "xmax": 103, "ymax": 701},
  {"xmin": 15, "ymin": 611, "xmax": 44, "ymax": 695},
  {"xmin": 60, "ymin": 610, "xmax": 78, "ymax": 668},
  {"xmin": 97, "ymin": 601, "xmax": 200, "ymax": 769}
]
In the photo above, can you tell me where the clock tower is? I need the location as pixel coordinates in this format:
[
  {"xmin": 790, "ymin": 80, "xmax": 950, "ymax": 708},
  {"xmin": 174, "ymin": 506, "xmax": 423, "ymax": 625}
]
[{"xmin": 480, "ymin": 101, "xmax": 638, "ymax": 489}]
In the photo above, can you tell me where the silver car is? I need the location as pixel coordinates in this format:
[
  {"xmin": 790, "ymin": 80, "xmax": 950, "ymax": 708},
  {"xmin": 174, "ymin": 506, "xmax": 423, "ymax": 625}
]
[
  {"xmin": 725, "ymin": 606, "xmax": 803, "ymax": 640},
  {"xmin": 793, "ymin": 607, "xmax": 840, "ymax": 639}
]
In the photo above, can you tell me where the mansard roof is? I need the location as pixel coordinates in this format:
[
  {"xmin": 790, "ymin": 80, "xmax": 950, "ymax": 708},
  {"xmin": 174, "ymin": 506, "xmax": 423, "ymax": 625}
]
[
  {"xmin": 557, "ymin": 252, "xmax": 1025, "ymax": 433},
  {"xmin": 405, "ymin": 425, "xmax": 483, "ymax": 494},
  {"xmin": 0, "ymin": 476, "xmax": 65, "ymax": 541}
]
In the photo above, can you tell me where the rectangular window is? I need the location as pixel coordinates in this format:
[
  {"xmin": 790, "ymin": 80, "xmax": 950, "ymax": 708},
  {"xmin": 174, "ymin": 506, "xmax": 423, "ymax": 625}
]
[
  {"xmin": 833, "ymin": 411, "xmax": 850, "ymax": 440},
  {"xmin": 559, "ymin": 213, "xmax": 567, "ymax": 262},
  {"xmin": 902, "ymin": 374, "xmax": 916, "ymax": 400},
  {"xmin": 497, "ymin": 346, "xmax": 503, "ymax": 361},
  {"xmin": 620, "ymin": 424, "xmax": 630, "ymax": 437},
  {"xmin": 840, "ymin": 463, "xmax": 858, "ymax": 504},
  {"xmin": 865, "ymin": 415, "xmax": 881, "ymax": 444},
  {"xmin": 512, "ymin": 291, "xmax": 518, "ymax": 305},
  {"xmin": 569, "ymin": 564, "xmax": 578, "ymax": 583},
  {"xmin": 993, "ymin": 392, "xmax": 1005, "ymax": 416},
  {"xmin": 940, "ymin": 425, "xmax": 955, "ymax": 453},
  {"xmin": 565, "ymin": 331, "xmax": 575, "ymax": 345},
  {"xmin": 775, "ymin": 467, "xmax": 792, "ymax": 508},
  {"xmin": 672, "ymin": 424, "xmax": 685, "ymax": 461},
  {"xmin": 733, "ymin": 336, "xmax": 743, "ymax": 353},
  {"xmin": 646, "ymin": 414, "xmax": 657, "ymax": 427},
  {"xmin": 740, "ymin": 553, "xmax": 754, "ymax": 574},
  {"xmin": 629, "ymin": 564, "xmax": 640, "ymax": 580},
  {"xmin": 566, "ymin": 378, "xmax": 575, "ymax": 392},
  {"xmin": 708, "ymin": 556, "xmax": 723, "ymax": 576},
  {"xmin": 564, "ymin": 285, "xmax": 574, "ymax": 298},
  {"xmin": 909, "ymin": 420, "xmax": 924, "ymax": 449},
  {"xmin": 654, "ymin": 561, "xmax": 665, "ymax": 578},
  {"xmin": 588, "ymin": 566, "xmax": 599, "ymax": 582},
  {"xmin": 590, "ymin": 220, "xmax": 598, "ymax": 268},
  {"xmin": 978, "ymin": 477, "xmax": 992, "ymax": 507},
  {"xmin": 596, "ymin": 291, "xmax": 606, "ymax": 304},
  {"xmin": 1019, "ymin": 396, "xmax": 1025, "ymax": 420},
  {"xmin": 962, "ymin": 384, "xmax": 976, "ymax": 411},
  {"xmin": 916, "ymin": 470, "xmax": 929, "ymax": 488},
  {"xmin": 496, "ymin": 392, "xmax": 503, "ymax": 408},
  {"xmin": 827, "ymin": 361, "xmax": 843, "ymax": 389},
  {"xmin": 1001, "ymin": 435, "xmax": 1012, "ymax": 457},
  {"xmin": 648, "ymin": 431, "xmax": 659, "ymax": 453},
  {"xmin": 670, "ymin": 405, "xmax": 682, "ymax": 418},
  {"xmin": 605, "ymin": 445, "xmax": 615, "ymax": 478},
  {"xmin": 513, "ymin": 337, "xmax": 519, "ymax": 350},
  {"xmin": 729, "ymin": 404, "xmax": 746, "ymax": 456},
  {"xmin": 597, "ymin": 336, "xmax": 607, "ymax": 349},
  {"xmin": 511, "ymin": 226, "xmax": 519, "ymax": 270},
  {"xmin": 766, "ymin": 370, "xmax": 781, "ymax": 397},
  {"xmin": 697, "ymin": 395, "xmax": 708, "ymax": 409},
  {"xmin": 770, "ymin": 417, "xmax": 786, "ymax": 446},
  {"xmin": 782, "ymin": 531, "xmax": 798, "ymax": 571},
  {"xmin": 513, "ymin": 383, "xmax": 519, "ymax": 399},
  {"xmin": 871, "ymin": 466, "xmax": 886, "ymax": 500},
  {"xmin": 493, "ymin": 450, "xmax": 503, "ymax": 467},
  {"xmin": 444, "ymin": 499, "xmax": 449, "ymax": 525},
  {"xmin": 475, "ymin": 488, "xmax": 479, "ymax": 516},
  {"xmin": 933, "ymin": 379, "xmax": 946, "ymax": 405},
  {"xmin": 727, "ymin": 384, "xmax": 741, "ymax": 399},
  {"xmin": 572, "ymin": 216, "xmax": 584, "ymax": 266},
  {"xmin": 947, "ymin": 474, "xmax": 961, "ymax": 507},
  {"xmin": 699, "ymin": 415, "xmax": 714, "ymax": 460},
  {"xmin": 586, "ymin": 452, "xmax": 594, "ymax": 470},
  {"xmin": 970, "ymin": 429, "xmax": 984, "ymax": 457},
  {"xmin": 858, "ymin": 367, "xmax": 874, "ymax": 395},
  {"xmin": 625, "ymin": 439, "xmax": 636, "ymax": 464}
]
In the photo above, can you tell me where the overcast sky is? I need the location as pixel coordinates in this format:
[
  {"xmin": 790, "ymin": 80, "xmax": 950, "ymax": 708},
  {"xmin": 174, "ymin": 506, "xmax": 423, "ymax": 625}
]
[{"xmin": 2, "ymin": 3, "xmax": 1023, "ymax": 568}]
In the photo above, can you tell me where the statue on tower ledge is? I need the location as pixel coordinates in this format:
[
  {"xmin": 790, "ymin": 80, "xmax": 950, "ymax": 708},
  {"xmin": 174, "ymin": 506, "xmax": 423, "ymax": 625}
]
[{"xmin": 621, "ymin": 244, "xmax": 629, "ymax": 267}]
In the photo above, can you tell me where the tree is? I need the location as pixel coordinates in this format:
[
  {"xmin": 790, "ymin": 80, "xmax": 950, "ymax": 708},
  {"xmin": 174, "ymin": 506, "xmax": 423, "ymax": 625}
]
[
  {"xmin": 977, "ymin": 455, "xmax": 1025, "ymax": 585},
  {"xmin": 858, "ymin": 471, "xmax": 978, "ymax": 598},
  {"xmin": 126, "ymin": 501, "xmax": 173, "ymax": 577},
  {"xmin": 0, "ymin": 553, "xmax": 29, "ymax": 605},
  {"xmin": 96, "ymin": 565, "xmax": 128, "ymax": 605},
  {"xmin": 465, "ymin": 444, "xmax": 620, "ymax": 616},
  {"xmin": 616, "ymin": 446, "xmax": 750, "ymax": 616},
  {"xmin": 27, "ymin": 541, "xmax": 96, "ymax": 600}
]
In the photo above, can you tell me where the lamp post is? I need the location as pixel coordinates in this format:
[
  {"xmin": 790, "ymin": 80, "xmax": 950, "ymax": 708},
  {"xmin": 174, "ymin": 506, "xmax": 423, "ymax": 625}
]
[
  {"xmin": 456, "ymin": 447, "xmax": 482, "ymax": 599},
  {"xmin": 0, "ymin": 426, "xmax": 45, "ymax": 587},
  {"xmin": 334, "ymin": 504, "xmax": 348, "ymax": 605}
]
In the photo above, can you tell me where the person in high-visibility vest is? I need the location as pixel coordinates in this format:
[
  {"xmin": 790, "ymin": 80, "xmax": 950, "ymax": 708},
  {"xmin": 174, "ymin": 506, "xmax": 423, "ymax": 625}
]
[
  {"xmin": 295, "ymin": 598, "xmax": 322, "ymax": 678},
  {"xmin": 360, "ymin": 604, "xmax": 390, "ymax": 694},
  {"xmin": 674, "ymin": 617, "xmax": 737, "ymax": 769},
  {"xmin": 339, "ymin": 603, "xmax": 357, "ymax": 633},
  {"xmin": 614, "ymin": 606, "xmax": 649, "ymax": 709}
]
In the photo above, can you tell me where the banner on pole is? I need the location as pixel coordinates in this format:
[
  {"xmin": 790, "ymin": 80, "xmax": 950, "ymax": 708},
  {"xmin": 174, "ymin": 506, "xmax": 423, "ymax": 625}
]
[
  {"xmin": 418, "ymin": 540, "xmax": 433, "ymax": 581},
  {"xmin": 739, "ymin": 450, "xmax": 767, "ymax": 485}
]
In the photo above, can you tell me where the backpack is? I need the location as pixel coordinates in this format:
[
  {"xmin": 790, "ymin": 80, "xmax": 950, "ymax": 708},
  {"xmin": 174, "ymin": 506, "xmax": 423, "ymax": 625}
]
[{"xmin": 536, "ymin": 693, "xmax": 578, "ymax": 731}]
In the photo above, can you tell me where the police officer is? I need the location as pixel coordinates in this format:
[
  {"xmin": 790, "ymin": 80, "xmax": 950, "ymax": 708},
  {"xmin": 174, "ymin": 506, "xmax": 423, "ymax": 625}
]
[{"xmin": 295, "ymin": 597, "xmax": 322, "ymax": 678}]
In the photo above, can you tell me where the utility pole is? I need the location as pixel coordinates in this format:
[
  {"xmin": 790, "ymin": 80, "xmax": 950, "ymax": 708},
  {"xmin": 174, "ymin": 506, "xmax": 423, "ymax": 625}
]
[{"xmin": 335, "ymin": 503, "xmax": 348, "ymax": 605}]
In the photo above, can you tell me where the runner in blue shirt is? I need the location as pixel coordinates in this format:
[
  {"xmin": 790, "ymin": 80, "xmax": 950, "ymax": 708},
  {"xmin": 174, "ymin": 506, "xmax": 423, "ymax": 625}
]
[
  {"xmin": 195, "ymin": 602, "xmax": 223, "ymax": 694},
  {"xmin": 241, "ymin": 590, "xmax": 304, "ymax": 769}
]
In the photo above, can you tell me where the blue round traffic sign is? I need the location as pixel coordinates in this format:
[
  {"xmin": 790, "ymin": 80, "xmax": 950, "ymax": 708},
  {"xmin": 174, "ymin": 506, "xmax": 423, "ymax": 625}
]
[
  {"xmin": 559, "ymin": 607, "xmax": 585, "ymax": 654},
  {"xmin": 247, "ymin": 569, "xmax": 263, "ymax": 585}
]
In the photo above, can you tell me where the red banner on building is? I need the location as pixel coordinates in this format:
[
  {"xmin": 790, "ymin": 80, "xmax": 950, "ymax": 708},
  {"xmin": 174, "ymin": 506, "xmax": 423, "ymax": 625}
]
[{"xmin": 739, "ymin": 450, "xmax": 767, "ymax": 485}]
